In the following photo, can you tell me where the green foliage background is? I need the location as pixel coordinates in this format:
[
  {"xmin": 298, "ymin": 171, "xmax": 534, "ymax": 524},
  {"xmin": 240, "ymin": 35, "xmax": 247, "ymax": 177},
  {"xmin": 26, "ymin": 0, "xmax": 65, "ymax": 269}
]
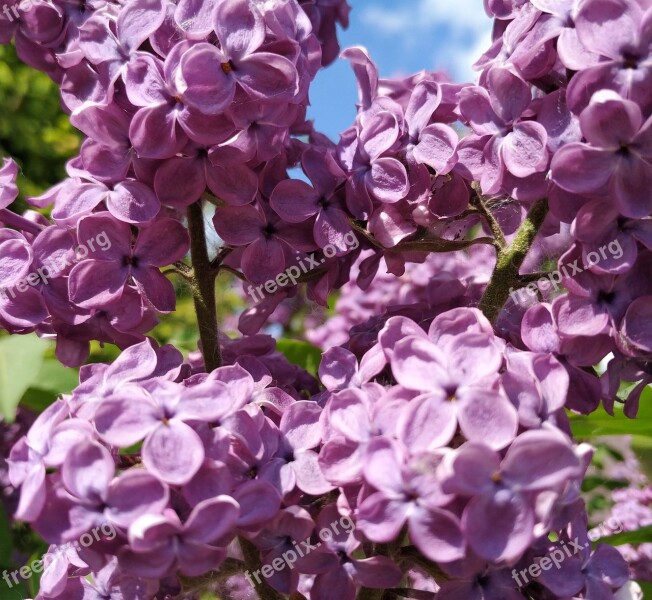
[{"xmin": 0, "ymin": 45, "xmax": 80, "ymax": 201}]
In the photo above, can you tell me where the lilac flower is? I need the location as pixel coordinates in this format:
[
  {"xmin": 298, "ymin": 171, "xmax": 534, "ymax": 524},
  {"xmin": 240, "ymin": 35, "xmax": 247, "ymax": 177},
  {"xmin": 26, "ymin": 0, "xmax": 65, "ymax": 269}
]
[
  {"xmin": 572, "ymin": 199, "xmax": 652, "ymax": 275},
  {"xmin": 154, "ymin": 144, "xmax": 258, "ymax": 208},
  {"xmin": 271, "ymin": 147, "xmax": 353, "ymax": 253},
  {"xmin": 440, "ymin": 429, "xmax": 584, "ymax": 562},
  {"xmin": 339, "ymin": 106, "xmax": 410, "ymax": 214},
  {"xmin": 436, "ymin": 553, "xmax": 522, "ymax": 600},
  {"xmin": 68, "ymin": 212, "xmax": 189, "ymax": 312},
  {"xmin": 319, "ymin": 346, "xmax": 384, "ymax": 391},
  {"xmin": 318, "ymin": 388, "xmax": 400, "ymax": 486},
  {"xmin": 621, "ymin": 296, "xmax": 652, "ymax": 356},
  {"xmin": 70, "ymin": 338, "xmax": 183, "ymax": 419},
  {"xmin": 213, "ymin": 202, "xmax": 316, "ymax": 284},
  {"xmin": 120, "ymin": 496, "xmax": 239, "ymax": 578},
  {"xmin": 8, "ymin": 401, "xmax": 90, "ymax": 522},
  {"xmin": 269, "ymin": 400, "xmax": 333, "ymax": 496},
  {"xmin": 50, "ymin": 177, "xmax": 160, "ymax": 225},
  {"xmin": 36, "ymin": 439, "xmax": 169, "ymax": 541},
  {"xmin": 78, "ymin": 0, "xmax": 166, "ymax": 93},
  {"xmin": 521, "ymin": 302, "xmax": 606, "ymax": 414},
  {"xmin": 551, "ymin": 90, "xmax": 652, "ymax": 219},
  {"xmin": 223, "ymin": 97, "xmax": 300, "ymax": 165},
  {"xmin": 567, "ymin": 0, "xmax": 652, "ymax": 113},
  {"xmin": 385, "ymin": 310, "xmax": 519, "ymax": 450},
  {"xmin": 94, "ymin": 376, "xmax": 248, "ymax": 485},
  {"xmin": 70, "ymin": 104, "xmax": 136, "ymax": 184},
  {"xmin": 250, "ymin": 506, "xmax": 316, "ymax": 594},
  {"xmin": 501, "ymin": 350, "xmax": 569, "ymax": 429},
  {"xmin": 298, "ymin": 504, "xmax": 402, "ymax": 600},
  {"xmin": 178, "ymin": 0, "xmax": 299, "ymax": 114},
  {"xmin": 79, "ymin": 557, "xmax": 158, "ymax": 600},
  {"xmin": 405, "ymin": 81, "xmax": 459, "ymax": 175},
  {"xmin": 299, "ymin": 0, "xmax": 351, "ymax": 66},
  {"xmin": 458, "ymin": 67, "xmax": 548, "ymax": 195},
  {"xmin": 0, "ymin": 157, "xmax": 19, "ymax": 208},
  {"xmin": 125, "ymin": 50, "xmax": 234, "ymax": 159},
  {"xmin": 0, "ymin": 229, "xmax": 48, "ymax": 329},
  {"xmin": 537, "ymin": 513, "xmax": 629, "ymax": 597},
  {"xmin": 173, "ymin": 0, "xmax": 217, "ymax": 39},
  {"xmin": 551, "ymin": 246, "xmax": 652, "ymax": 339},
  {"xmin": 358, "ymin": 437, "xmax": 466, "ymax": 563},
  {"xmin": 35, "ymin": 541, "xmax": 89, "ymax": 600}
]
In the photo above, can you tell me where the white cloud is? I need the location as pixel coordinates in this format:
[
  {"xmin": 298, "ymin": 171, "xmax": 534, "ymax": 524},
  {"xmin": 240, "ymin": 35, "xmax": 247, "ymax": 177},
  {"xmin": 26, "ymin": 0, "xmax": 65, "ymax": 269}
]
[
  {"xmin": 360, "ymin": 0, "xmax": 493, "ymax": 81},
  {"xmin": 361, "ymin": 0, "xmax": 490, "ymax": 35}
]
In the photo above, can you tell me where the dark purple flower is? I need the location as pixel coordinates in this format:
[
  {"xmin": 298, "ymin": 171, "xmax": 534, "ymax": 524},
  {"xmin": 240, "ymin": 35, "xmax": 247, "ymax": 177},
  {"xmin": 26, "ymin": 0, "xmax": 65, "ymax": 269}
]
[
  {"xmin": 271, "ymin": 147, "xmax": 353, "ymax": 253},
  {"xmin": 68, "ymin": 212, "xmax": 189, "ymax": 312},
  {"xmin": 213, "ymin": 202, "xmax": 316, "ymax": 284},
  {"xmin": 178, "ymin": 0, "xmax": 298, "ymax": 114},
  {"xmin": 120, "ymin": 496, "xmax": 239, "ymax": 578}
]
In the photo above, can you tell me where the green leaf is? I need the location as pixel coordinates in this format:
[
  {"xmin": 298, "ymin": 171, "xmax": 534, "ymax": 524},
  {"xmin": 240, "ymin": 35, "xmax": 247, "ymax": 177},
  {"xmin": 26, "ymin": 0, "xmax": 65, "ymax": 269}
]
[
  {"xmin": 0, "ymin": 579, "xmax": 29, "ymax": 599},
  {"xmin": 569, "ymin": 386, "xmax": 652, "ymax": 439},
  {"xmin": 0, "ymin": 335, "xmax": 47, "ymax": 422},
  {"xmin": 276, "ymin": 339, "xmax": 323, "ymax": 377},
  {"xmin": 638, "ymin": 581, "xmax": 652, "ymax": 598},
  {"xmin": 596, "ymin": 525, "xmax": 652, "ymax": 547},
  {"xmin": 32, "ymin": 359, "xmax": 79, "ymax": 394},
  {"xmin": 20, "ymin": 359, "xmax": 79, "ymax": 413},
  {"xmin": 631, "ymin": 435, "xmax": 652, "ymax": 481}
]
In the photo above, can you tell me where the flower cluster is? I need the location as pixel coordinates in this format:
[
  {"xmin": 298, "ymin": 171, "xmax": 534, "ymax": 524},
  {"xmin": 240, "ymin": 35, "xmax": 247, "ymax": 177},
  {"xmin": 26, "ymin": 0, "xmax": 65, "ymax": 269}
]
[
  {"xmin": 0, "ymin": 0, "xmax": 360, "ymax": 361},
  {"xmin": 7, "ymin": 337, "xmax": 404, "ymax": 599},
  {"xmin": 315, "ymin": 306, "xmax": 630, "ymax": 598},
  {"xmin": 2, "ymin": 0, "xmax": 652, "ymax": 598},
  {"xmin": 7, "ymin": 309, "xmax": 634, "ymax": 599},
  {"xmin": 469, "ymin": 0, "xmax": 652, "ymax": 418}
]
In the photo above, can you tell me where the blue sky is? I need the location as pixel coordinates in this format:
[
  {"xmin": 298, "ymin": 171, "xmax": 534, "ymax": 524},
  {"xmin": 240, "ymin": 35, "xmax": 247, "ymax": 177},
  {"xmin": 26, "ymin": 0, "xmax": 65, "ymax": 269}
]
[{"xmin": 308, "ymin": 0, "xmax": 493, "ymax": 140}]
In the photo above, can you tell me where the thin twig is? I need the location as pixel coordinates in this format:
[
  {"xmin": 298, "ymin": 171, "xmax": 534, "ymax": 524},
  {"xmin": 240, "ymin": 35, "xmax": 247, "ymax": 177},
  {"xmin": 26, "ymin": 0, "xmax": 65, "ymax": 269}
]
[
  {"xmin": 239, "ymin": 537, "xmax": 285, "ymax": 600},
  {"xmin": 471, "ymin": 183, "xmax": 508, "ymax": 250},
  {"xmin": 187, "ymin": 202, "xmax": 222, "ymax": 372}
]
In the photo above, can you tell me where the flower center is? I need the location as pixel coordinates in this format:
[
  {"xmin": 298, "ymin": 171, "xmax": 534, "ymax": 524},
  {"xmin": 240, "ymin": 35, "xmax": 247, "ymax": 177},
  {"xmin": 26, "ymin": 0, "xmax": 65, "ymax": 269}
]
[
  {"xmin": 622, "ymin": 52, "xmax": 639, "ymax": 69},
  {"xmin": 123, "ymin": 256, "xmax": 139, "ymax": 267},
  {"xmin": 617, "ymin": 144, "xmax": 631, "ymax": 157}
]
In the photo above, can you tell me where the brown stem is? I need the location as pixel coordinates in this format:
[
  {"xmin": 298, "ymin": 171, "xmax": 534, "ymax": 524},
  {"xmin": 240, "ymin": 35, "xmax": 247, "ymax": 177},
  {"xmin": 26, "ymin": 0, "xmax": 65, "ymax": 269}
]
[
  {"xmin": 398, "ymin": 546, "xmax": 450, "ymax": 582},
  {"xmin": 239, "ymin": 536, "xmax": 286, "ymax": 600},
  {"xmin": 178, "ymin": 558, "xmax": 246, "ymax": 594},
  {"xmin": 187, "ymin": 202, "xmax": 221, "ymax": 372},
  {"xmin": 470, "ymin": 184, "xmax": 508, "ymax": 250},
  {"xmin": 478, "ymin": 199, "xmax": 549, "ymax": 323},
  {"xmin": 395, "ymin": 236, "xmax": 497, "ymax": 253}
]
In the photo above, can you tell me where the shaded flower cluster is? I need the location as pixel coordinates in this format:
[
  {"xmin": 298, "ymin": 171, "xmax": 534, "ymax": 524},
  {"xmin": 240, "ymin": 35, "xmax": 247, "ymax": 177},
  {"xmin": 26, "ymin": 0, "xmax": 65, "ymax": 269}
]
[
  {"xmin": 458, "ymin": 0, "xmax": 652, "ymax": 420},
  {"xmin": 0, "ymin": 0, "xmax": 359, "ymax": 361}
]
